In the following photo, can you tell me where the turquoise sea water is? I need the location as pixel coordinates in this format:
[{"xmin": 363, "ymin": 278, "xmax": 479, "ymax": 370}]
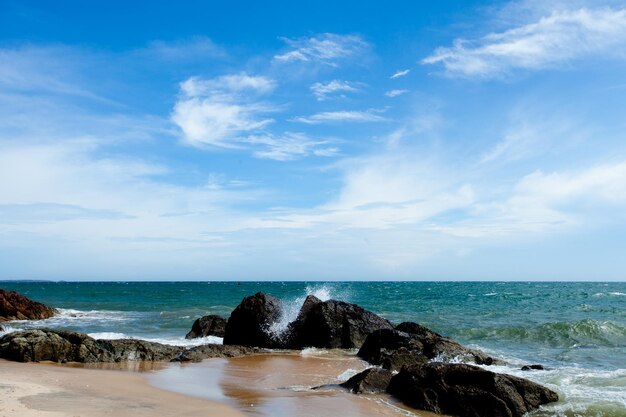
[{"xmin": 1, "ymin": 281, "xmax": 625, "ymax": 416}]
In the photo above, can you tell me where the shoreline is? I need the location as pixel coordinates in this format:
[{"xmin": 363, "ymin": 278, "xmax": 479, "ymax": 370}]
[
  {"xmin": 0, "ymin": 359, "xmax": 246, "ymax": 417},
  {"xmin": 0, "ymin": 354, "xmax": 445, "ymax": 417}
]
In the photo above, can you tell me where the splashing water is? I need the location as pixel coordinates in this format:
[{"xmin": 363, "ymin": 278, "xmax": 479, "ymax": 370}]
[{"xmin": 268, "ymin": 285, "xmax": 347, "ymax": 339}]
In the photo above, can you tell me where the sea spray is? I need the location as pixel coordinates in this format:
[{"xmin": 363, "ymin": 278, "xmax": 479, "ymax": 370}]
[{"xmin": 268, "ymin": 284, "xmax": 349, "ymax": 339}]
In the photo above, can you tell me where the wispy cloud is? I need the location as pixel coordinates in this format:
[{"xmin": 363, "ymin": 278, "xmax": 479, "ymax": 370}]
[
  {"xmin": 171, "ymin": 74, "xmax": 276, "ymax": 147},
  {"xmin": 423, "ymin": 7, "xmax": 626, "ymax": 78},
  {"xmin": 390, "ymin": 69, "xmax": 410, "ymax": 79},
  {"xmin": 292, "ymin": 109, "xmax": 386, "ymax": 124},
  {"xmin": 274, "ymin": 33, "xmax": 369, "ymax": 66},
  {"xmin": 385, "ymin": 89, "xmax": 408, "ymax": 98},
  {"xmin": 310, "ymin": 80, "xmax": 360, "ymax": 100},
  {"xmin": 247, "ymin": 132, "xmax": 338, "ymax": 161}
]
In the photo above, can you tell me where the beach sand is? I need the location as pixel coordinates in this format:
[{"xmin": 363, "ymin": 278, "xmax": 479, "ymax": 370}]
[
  {"xmin": 1, "ymin": 353, "xmax": 443, "ymax": 417},
  {"xmin": 0, "ymin": 359, "xmax": 245, "ymax": 417}
]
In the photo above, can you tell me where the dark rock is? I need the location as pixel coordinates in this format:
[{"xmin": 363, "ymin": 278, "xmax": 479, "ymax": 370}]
[
  {"xmin": 185, "ymin": 315, "xmax": 227, "ymax": 339},
  {"xmin": 521, "ymin": 364, "xmax": 546, "ymax": 371},
  {"xmin": 0, "ymin": 289, "xmax": 56, "ymax": 321},
  {"xmin": 340, "ymin": 367, "xmax": 394, "ymax": 394},
  {"xmin": 358, "ymin": 324, "xmax": 497, "ymax": 370},
  {"xmin": 387, "ymin": 362, "xmax": 559, "ymax": 417},
  {"xmin": 172, "ymin": 344, "xmax": 263, "ymax": 362},
  {"xmin": 223, "ymin": 292, "xmax": 283, "ymax": 348},
  {"xmin": 0, "ymin": 329, "xmax": 182, "ymax": 363},
  {"xmin": 287, "ymin": 296, "xmax": 394, "ymax": 349}
]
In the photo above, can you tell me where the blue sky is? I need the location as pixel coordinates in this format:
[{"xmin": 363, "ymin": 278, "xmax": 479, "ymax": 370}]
[{"xmin": 1, "ymin": 0, "xmax": 626, "ymax": 280}]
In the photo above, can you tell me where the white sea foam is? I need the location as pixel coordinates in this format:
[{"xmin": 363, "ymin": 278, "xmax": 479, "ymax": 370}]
[
  {"xmin": 336, "ymin": 368, "xmax": 361, "ymax": 381},
  {"xmin": 88, "ymin": 332, "xmax": 223, "ymax": 347},
  {"xmin": 300, "ymin": 347, "xmax": 329, "ymax": 356},
  {"xmin": 478, "ymin": 362, "xmax": 626, "ymax": 415}
]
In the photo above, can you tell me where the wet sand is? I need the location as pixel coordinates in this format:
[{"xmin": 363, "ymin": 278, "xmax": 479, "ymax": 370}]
[
  {"xmin": 0, "ymin": 359, "xmax": 245, "ymax": 417},
  {"xmin": 1, "ymin": 352, "xmax": 444, "ymax": 417},
  {"xmin": 148, "ymin": 350, "xmax": 442, "ymax": 417}
]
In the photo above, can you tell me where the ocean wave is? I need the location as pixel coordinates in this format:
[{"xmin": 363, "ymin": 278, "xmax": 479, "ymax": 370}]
[
  {"xmin": 460, "ymin": 319, "xmax": 626, "ymax": 348},
  {"xmin": 483, "ymin": 364, "xmax": 626, "ymax": 416},
  {"xmin": 88, "ymin": 332, "xmax": 223, "ymax": 347}
]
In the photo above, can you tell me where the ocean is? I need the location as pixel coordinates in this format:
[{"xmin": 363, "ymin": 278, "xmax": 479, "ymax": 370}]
[{"xmin": 1, "ymin": 281, "xmax": 625, "ymax": 416}]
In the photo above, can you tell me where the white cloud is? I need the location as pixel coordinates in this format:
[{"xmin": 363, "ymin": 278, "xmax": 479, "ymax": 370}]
[
  {"xmin": 274, "ymin": 33, "xmax": 369, "ymax": 66},
  {"xmin": 390, "ymin": 69, "xmax": 410, "ymax": 79},
  {"xmin": 180, "ymin": 74, "xmax": 276, "ymax": 97},
  {"xmin": 246, "ymin": 132, "xmax": 337, "ymax": 161},
  {"xmin": 385, "ymin": 89, "xmax": 408, "ymax": 98},
  {"xmin": 292, "ymin": 109, "xmax": 386, "ymax": 124},
  {"xmin": 310, "ymin": 80, "xmax": 360, "ymax": 100},
  {"xmin": 171, "ymin": 74, "xmax": 276, "ymax": 147},
  {"xmin": 423, "ymin": 7, "xmax": 626, "ymax": 78}
]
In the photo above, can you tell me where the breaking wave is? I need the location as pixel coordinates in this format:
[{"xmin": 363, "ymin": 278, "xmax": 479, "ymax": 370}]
[
  {"xmin": 460, "ymin": 319, "xmax": 626, "ymax": 348},
  {"xmin": 268, "ymin": 284, "xmax": 349, "ymax": 339}
]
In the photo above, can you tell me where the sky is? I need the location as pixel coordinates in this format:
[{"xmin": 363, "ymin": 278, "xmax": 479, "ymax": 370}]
[{"xmin": 1, "ymin": 0, "xmax": 626, "ymax": 281}]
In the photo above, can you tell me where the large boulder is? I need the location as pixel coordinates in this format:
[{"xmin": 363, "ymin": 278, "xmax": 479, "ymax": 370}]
[
  {"xmin": 340, "ymin": 367, "xmax": 394, "ymax": 394},
  {"xmin": 223, "ymin": 292, "xmax": 283, "ymax": 348},
  {"xmin": 0, "ymin": 329, "xmax": 182, "ymax": 362},
  {"xmin": 358, "ymin": 323, "xmax": 496, "ymax": 370},
  {"xmin": 387, "ymin": 363, "xmax": 559, "ymax": 417},
  {"xmin": 0, "ymin": 289, "xmax": 56, "ymax": 321},
  {"xmin": 185, "ymin": 315, "xmax": 227, "ymax": 339},
  {"xmin": 287, "ymin": 295, "xmax": 394, "ymax": 349}
]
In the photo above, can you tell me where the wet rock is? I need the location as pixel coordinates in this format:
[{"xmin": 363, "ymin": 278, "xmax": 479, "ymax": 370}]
[
  {"xmin": 0, "ymin": 329, "xmax": 182, "ymax": 362},
  {"xmin": 358, "ymin": 323, "xmax": 497, "ymax": 370},
  {"xmin": 185, "ymin": 315, "xmax": 227, "ymax": 339},
  {"xmin": 387, "ymin": 362, "xmax": 559, "ymax": 417},
  {"xmin": 171, "ymin": 343, "xmax": 263, "ymax": 362},
  {"xmin": 223, "ymin": 292, "xmax": 283, "ymax": 348},
  {"xmin": 340, "ymin": 367, "xmax": 394, "ymax": 394},
  {"xmin": 0, "ymin": 289, "xmax": 56, "ymax": 321},
  {"xmin": 287, "ymin": 296, "xmax": 394, "ymax": 349},
  {"xmin": 521, "ymin": 364, "xmax": 546, "ymax": 371}
]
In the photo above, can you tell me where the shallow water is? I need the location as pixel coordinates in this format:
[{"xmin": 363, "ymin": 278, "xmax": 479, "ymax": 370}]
[
  {"xmin": 148, "ymin": 352, "xmax": 433, "ymax": 417},
  {"xmin": 1, "ymin": 281, "xmax": 625, "ymax": 416}
]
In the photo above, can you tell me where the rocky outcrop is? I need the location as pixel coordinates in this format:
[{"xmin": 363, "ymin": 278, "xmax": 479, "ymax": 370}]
[
  {"xmin": 0, "ymin": 329, "xmax": 182, "ymax": 362},
  {"xmin": 340, "ymin": 368, "xmax": 394, "ymax": 394},
  {"xmin": 222, "ymin": 293, "xmax": 394, "ymax": 349},
  {"xmin": 223, "ymin": 292, "xmax": 282, "ymax": 348},
  {"xmin": 0, "ymin": 329, "xmax": 262, "ymax": 363},
  {"xmin": 358, "ymin": 323, "xmax": 496, "ymax": 370},
  {"xmin": 0, "ymin": 289, "xmax": 56, "ymax": 321},
  {"xmin": 286, "ymin": 295, "xmax": 394, "ymax": 349},
  {"xmin": 185, "ymin": 315, "xmax": 227, "ymax": 339},
  {"xmin": 171, "ymin": 344, "xmax": 263, "ymax": 362},
  {"xmin": 387, "ymin": 363, "xmax": 559, "ymax": 417}
]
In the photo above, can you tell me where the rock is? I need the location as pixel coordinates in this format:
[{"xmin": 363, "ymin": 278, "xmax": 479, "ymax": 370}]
[
  {"xmin": 521, "ymin": 364, "xmax": 546, "ymax": 371},
  {"xmin": 223, "ymin": 292, "xmax": 283, "ymax": 348},
  {"xmin": 287, "ymin": 296, "xmax": 394, "ymax": 349},
  {"xmin": 358, "ymin": 324, "xmax": 496, "ymax": 370},
  {"xmin": 185, "ymin": 315, "xmax": 227, "ymax": 339},
  {"xmin": 340, "ymin": 367, "xmax": 394, "ymax": 394},
  {"xmin": 387, "ymin": 362, "xmax": 559, "ymax": 417},
  {"xmin": 0, "ymin": 289, "xmax": 56, "ymax": 321},
  {"xmin": 0, "ymin": 329, "xmax": 182, "ymax": 363},
  {"xmin": 171, "ymin": 344, "xmax": 263, "ymax": 362}
]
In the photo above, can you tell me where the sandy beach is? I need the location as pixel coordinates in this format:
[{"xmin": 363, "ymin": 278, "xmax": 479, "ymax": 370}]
[{"xmin": 0, "ymin": 359, "xmax": 245, "ymax": 417}]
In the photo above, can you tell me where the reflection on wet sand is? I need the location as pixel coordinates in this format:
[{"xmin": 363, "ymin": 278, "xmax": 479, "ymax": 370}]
[{"xmin": 148, "ymin": 351, "xmax": 441, "ymax": 417}]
